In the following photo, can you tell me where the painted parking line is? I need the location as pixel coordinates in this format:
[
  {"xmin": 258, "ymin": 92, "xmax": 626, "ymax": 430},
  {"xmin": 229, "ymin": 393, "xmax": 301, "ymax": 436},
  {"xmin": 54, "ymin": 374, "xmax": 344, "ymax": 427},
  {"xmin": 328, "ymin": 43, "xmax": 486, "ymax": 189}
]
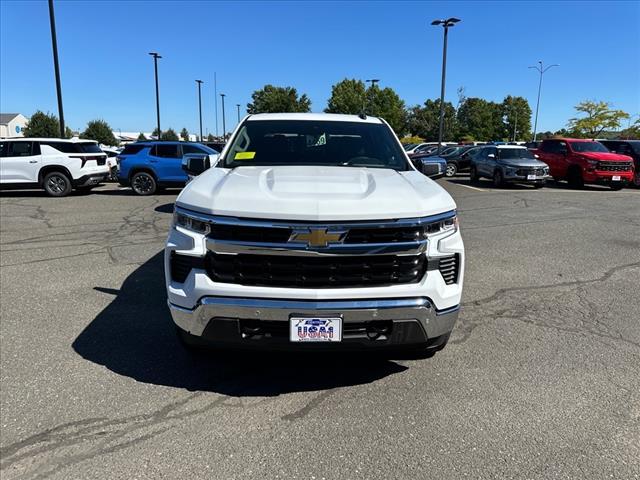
[{"xmin": 452, "ymin": 183, "xmax": 486, "ymax": 192}]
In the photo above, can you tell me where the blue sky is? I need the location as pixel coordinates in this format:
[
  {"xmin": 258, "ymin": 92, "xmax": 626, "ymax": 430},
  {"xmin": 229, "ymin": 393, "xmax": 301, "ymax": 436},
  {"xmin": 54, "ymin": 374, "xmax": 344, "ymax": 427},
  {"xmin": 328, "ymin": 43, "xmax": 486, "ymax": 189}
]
[{"xmin": 1, "ymin": 0, "xmax": 638, "ymax": 135}]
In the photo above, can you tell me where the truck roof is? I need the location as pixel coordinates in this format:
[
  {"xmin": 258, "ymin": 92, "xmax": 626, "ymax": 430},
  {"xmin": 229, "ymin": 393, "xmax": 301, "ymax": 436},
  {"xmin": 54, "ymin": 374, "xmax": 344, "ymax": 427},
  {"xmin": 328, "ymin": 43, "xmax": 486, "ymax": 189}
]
[
  {"xmin": 543, "ymin": 138, "xmax": 598, "ymax": 142},
  {"xmin": 246, "ymin": 113, "xmax": 384, "ymax": 124}
]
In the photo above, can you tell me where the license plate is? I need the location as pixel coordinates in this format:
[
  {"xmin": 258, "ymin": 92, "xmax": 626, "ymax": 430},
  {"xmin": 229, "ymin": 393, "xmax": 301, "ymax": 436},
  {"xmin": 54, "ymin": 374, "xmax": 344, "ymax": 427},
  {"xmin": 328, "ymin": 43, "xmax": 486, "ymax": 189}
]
[
  {"xmin": 290, "ymin": 316, "xmax": 342, "ymax": 342},
  {"xmin": 612, "ymin": 175, "xmax": 621, "ymax": 181},
  {"xmin": 527, "ymin": 174, "xmax": 536, "ymax": 180}
]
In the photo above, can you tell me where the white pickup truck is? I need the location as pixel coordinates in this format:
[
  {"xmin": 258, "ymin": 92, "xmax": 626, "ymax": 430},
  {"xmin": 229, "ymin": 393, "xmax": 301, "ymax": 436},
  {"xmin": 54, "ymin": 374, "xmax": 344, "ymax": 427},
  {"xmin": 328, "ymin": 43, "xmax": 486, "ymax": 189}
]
[{"xmin": 165, "ymin": 113, "xmax": 464, "ymax": 355}]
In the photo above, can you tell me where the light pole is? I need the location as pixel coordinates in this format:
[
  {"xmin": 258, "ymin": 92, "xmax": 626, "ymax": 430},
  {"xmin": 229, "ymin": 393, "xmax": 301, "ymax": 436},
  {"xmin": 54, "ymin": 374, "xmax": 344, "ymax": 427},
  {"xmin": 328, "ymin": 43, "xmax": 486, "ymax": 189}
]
[
  {"xmin": 220, "ymin": 93, "xmax": 226, "ymax": 140},
  {"xmin": 364, "ymin": 78, "xmax": 380, "ymax": 115},
  {"xmin": 214, "ymin": 72, "xmax": 218, "ymax": 137},
  {"xmin": 48, "ymin": 0, "xmax": 65, "ymax": 137},
  {"xmin": 512, "ymin": 109, "xmax": 518, "ymax": 142},
  {"xmin": 148, "ymin": 52, "xmax": 162, "ymax": 139},
  {"xmin": 196, "ymin": 80, "xmax": 204, "ymax": 141},
  {"xmin": 431, "ymin": 17, "xmax": 460, "ymax": 155},
  {"xmin": 529, "ymin": 61, "xmax": 559, "ymax": 142},
  {"xmin": 236, "ymin": 104, "xmax": 241, "ymax": 123}
]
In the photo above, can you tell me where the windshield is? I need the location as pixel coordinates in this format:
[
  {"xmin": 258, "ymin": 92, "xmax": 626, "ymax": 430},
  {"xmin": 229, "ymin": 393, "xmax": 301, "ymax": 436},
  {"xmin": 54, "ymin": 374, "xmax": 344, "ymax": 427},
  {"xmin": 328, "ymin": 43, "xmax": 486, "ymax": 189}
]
[
  {"xmin": 570, "ymin": 141, "xmax": 609, "ymax": 153},
  {"xmin": 403, "ymin": 143, "xmax": 416, "ymax": 151},
  {"xmin": 223, "ymin": 120, "xmax": 408, "ymax": 170},
  {"xmin": 498, "ymin": 148, "xmax": 535, "ymax": 160}
]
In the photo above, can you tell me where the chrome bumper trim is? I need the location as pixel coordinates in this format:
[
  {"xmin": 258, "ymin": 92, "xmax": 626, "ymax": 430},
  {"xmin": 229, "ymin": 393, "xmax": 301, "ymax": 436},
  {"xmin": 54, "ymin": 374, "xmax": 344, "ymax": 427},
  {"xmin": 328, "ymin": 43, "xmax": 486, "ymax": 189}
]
[
  {"xmin": 206, "ymin": 239, "xmax": 428, "ymax": 256},
  {"xmin": 168, "ymin": 297, "xmax": 459, "ymax": 340}
]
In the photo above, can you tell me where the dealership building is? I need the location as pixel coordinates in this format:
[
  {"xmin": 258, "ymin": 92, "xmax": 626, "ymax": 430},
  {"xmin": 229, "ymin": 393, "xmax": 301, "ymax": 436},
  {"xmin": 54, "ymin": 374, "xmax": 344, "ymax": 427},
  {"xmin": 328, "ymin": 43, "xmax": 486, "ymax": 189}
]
[{"xmin": 0, "ymin": 113, "xmax": 27, "ymax": 137}]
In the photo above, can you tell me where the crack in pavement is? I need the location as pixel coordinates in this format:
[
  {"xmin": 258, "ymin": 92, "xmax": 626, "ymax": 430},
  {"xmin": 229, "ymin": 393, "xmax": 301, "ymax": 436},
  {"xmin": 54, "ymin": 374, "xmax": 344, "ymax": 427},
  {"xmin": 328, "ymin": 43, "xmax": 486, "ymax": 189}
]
[{"xmin": 453, "ymin": 261, "xmax": 640, "ymax": 347}]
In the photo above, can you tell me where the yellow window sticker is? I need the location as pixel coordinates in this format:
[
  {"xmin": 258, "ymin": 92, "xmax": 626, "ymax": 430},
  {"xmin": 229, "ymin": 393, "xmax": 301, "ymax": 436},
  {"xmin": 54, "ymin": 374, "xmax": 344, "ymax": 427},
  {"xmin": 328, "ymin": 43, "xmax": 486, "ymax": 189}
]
[{"xmin": 234, "ymin": 151, "xmax": 256, "ymax": 160}]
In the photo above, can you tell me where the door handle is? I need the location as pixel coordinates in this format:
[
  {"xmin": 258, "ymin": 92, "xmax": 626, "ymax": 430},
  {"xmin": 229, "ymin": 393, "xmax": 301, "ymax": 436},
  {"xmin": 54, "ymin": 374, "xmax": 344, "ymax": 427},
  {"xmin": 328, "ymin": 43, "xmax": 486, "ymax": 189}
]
[{"xmin": 29, "ymin": 160, "xmax": 38, "ymax": 163}]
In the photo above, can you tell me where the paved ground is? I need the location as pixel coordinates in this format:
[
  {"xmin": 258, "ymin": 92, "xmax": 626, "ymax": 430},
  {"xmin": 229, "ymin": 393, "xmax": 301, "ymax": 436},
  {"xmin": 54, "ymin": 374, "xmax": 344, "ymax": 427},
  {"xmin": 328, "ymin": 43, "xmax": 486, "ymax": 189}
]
[{"xmin": 1, "ymin": 179, "xmax": 639, "ymax": 479}]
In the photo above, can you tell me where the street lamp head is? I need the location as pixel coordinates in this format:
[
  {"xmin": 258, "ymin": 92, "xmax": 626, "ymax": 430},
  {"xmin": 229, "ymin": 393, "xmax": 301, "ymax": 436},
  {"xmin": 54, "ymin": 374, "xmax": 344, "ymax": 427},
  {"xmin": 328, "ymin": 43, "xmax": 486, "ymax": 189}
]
[
  {"xmin": 431, "ymin": 19, "xmax": 444, "ymax": 25},
  {"xmin": 432, "ymin": 18, "xmax": 460, "ymax": 27},
  {"xmin": 220, "ymin": 93, "xmax": 226, "ymax": 98},
  {"xmin": 148, "ymin": 52, "xmax": 161, "ymax": 59},
  {"xmin": 446, "ymin": 17, "xmax": 461, "ymax": 24},
  {"xmin": 195, "ymin": 79, "xmax": 203, "ymax": 84}
]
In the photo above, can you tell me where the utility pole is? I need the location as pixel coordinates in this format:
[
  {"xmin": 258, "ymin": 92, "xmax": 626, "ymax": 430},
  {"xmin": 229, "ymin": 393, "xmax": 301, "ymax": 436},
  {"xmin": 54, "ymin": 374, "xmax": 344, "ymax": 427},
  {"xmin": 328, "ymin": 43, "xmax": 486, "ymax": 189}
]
[
  {"xmin": 529, "ymin": 61, "xmax": 559, "ymax": 142},
  {"xmin": 48, "ymin": 0, "xmax": 65, "ymax": 137},
  {"xmin": 214, "ymin": 72, "xmax": 218, "ymax": 137},
  {"xmin": 364, "ymin": 79, "xmax": 380, "ymax": 115},
  {"xmin": 220, "ymin": 93, "xmax": 226, "ymax": 140},
  {"xmin": 196, "ymin": 80, "xmax": 204, "ymax": 141},
  {"xmin": 431, "ymin": 17, "xmax": 461, "ymax": 155},
  {"xmin": 148, "ymin": 52, "xmax": 162, "ymax": 139},
  {"xmin": 513, "ymin": 109, "xmax": 518, "ymax": 142}
]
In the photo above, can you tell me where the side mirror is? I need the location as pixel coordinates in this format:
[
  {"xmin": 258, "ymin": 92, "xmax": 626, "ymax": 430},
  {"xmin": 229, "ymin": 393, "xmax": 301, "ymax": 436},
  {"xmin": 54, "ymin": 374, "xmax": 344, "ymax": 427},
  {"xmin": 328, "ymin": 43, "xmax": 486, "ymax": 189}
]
[
  {"xmin": 419, "ymin": 160, "xmax": 443, "ymax": 179},
  {"xmin": 487, "ymin": 153, "xmax": 496, "ymax": 159},
  {"xmin": 183, "ymin": 153, "xmax": 218, "ymax": 176}
]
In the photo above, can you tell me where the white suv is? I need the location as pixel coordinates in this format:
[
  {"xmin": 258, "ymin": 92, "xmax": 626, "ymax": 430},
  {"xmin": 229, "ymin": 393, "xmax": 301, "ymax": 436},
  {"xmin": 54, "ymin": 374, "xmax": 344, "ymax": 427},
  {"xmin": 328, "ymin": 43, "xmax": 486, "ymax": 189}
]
[{"xmin": 0, "ymin": 138, "xmax": 110, "ymax": 196}]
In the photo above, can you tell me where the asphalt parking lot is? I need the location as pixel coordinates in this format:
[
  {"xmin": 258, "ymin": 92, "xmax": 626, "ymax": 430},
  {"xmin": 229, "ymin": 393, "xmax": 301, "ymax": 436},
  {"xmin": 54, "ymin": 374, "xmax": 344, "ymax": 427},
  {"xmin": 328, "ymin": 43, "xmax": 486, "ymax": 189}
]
[{"xmin": 1, "ymin": 180, "xmax": 639, "ymax": 479}]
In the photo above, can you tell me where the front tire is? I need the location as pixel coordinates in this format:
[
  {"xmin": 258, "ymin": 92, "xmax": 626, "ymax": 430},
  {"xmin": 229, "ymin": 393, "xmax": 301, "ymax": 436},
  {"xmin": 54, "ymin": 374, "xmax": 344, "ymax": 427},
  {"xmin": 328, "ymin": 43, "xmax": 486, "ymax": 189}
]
[
  {"xmin": 131, "ymin": 171, "xmax": 157, "ymax": 195},
  {"xmin": 445, "ymin": 162, "xmax": 458, "ymax": 177},
  {"xmin": 493, "ymin": 169, "xmax": 504, "ymax": 188},
  {"xmin": 470, "ymin": 165, "xmax": 480, "ymax": 183},
  {"xmin": 567, "ymin": 168, "xmax": 584, "ymax": 189},
  {"xmin": 43, "ymin": 171, "xmax": 72, "ymax": 197}
]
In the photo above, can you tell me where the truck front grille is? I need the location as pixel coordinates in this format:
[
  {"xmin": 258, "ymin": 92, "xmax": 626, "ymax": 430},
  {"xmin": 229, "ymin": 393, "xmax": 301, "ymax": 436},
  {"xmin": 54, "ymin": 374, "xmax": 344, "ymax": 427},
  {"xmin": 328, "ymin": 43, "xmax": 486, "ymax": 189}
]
[
  {"xmin": 516, "ymin": 167, "xmax": 546, "ymax": 176},
  {"xmin": 205, "ymin": 253, "xmax": 427, "ymax": 288},
  {"xmin": 597, "ymin": 161, "xmax": 632, "ymax": 172}
]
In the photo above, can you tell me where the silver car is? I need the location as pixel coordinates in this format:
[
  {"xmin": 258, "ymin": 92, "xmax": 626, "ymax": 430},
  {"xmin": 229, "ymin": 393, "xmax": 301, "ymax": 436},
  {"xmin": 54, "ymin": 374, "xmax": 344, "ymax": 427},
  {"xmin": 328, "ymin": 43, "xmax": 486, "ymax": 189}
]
[{"xmin": 470, "ymin": 145, "xmax": 551, "ymax": 188}]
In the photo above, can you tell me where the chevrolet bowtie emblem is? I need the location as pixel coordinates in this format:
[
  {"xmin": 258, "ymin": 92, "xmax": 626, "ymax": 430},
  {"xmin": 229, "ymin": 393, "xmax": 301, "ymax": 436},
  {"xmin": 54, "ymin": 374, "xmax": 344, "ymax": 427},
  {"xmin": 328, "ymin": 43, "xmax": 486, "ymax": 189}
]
[{"xmin": 289, "ymin": 228, "xmax": 346, "ymax": 248}]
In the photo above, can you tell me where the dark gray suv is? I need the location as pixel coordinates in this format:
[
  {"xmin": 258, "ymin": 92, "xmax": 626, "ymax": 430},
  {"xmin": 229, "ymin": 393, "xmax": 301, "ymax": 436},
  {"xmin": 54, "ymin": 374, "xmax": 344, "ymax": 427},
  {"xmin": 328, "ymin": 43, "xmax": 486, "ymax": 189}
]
[{"xmin": 470, "ymin": 145, "xmax": 551, "ymax": 188}]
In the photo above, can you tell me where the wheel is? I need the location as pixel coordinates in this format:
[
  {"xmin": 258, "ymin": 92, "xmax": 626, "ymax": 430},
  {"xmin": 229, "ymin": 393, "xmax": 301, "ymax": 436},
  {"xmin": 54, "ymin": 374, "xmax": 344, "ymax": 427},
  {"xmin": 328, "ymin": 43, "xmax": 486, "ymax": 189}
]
[
  {"xmin": 470, "ymin": 165, "xmax": 480, "ymax": 183},
  {"xmin": 131, "ymin": 171, "xmax": 157, "ymax": 195},
  {"xmin": 492, "ymin": 169, "xmax": 504, "ymax": 188},
  {"xmin": 567, "ymin": 168, "xmax": 584, "ymax": 189},
  {"xmin": 43, "ymin": 171, "xmax": 72, "ymax": 197},
  {"xmin": 445, "ymin": 162, "xmax": 458, "ymax": 177}
]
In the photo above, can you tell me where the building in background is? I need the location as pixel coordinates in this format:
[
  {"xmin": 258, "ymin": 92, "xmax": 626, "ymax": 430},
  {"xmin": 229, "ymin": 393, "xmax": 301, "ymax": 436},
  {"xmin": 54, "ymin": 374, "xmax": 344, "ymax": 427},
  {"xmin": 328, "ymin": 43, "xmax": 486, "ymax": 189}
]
[{"xmin": 0, "ymin": 113, "xmax": 27, "ymax": 137}]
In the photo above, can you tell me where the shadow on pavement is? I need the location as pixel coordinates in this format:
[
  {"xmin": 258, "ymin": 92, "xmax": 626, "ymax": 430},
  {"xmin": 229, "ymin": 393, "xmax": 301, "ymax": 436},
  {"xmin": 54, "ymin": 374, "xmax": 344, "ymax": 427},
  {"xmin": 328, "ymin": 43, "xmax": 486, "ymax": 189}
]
[
  {"xmin": 73, "ymin": 251, "xmax": 408, "ymax": 396},
  {"xmin": 154, "ymin": 203, "xmax": 175, "ymax": 214}
]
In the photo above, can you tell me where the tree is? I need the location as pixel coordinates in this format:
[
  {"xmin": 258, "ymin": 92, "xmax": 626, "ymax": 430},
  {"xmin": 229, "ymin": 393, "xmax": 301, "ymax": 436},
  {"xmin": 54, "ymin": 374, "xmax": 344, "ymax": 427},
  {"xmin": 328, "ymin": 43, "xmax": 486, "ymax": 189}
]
[
  {"xmin": 137, "ymin": 132, "xmax": 146, "ymax": 141},
  {"xmin": 206, "ymin": 133, "xmax": 215, "ymax": 141},
  {"xmin": 65, "ymin": 126, "xmax": 74, "ymax": 139},
  {"xmin": 407, "ymin": 99, "xmax": 456, "ymax": 141},
  {"xmin": 161, "ymin": 128, "xmax": 179, "ymax": 141},
  {"xmin": 23, "ymin": 111, "xmax": 60, "ymax": 138},
  {"xmin": 247, "ymin": 85, "xmax": 311, "ymax": 114},
  {"xmin": 368, "ymin": 86, "xmax": 407, "ymax": 135},
  {"xmin": 620, "ymin": 118, "xmax": 640, "ymax": 140},
  {"xmin": 152, "ymin": 127, "xmax": 161, "ymax": 139},
  {"xmin": 180, "ymin": 128, "xmax": 189, "ymax": 141},
  {"xmin": 456, "ymin": 98, "xmax": 503, "ymax": 141},
  {"xmin": 567, "ymin": 100, "xmax": 630, "ymax": 138},
  {"xmin": 81, "ymin": 119, "xmax": 118, "ymax": 146},
  {"xmin": 501, "ymin": 96, "xmax": 532, "ymax": 141},
  {"xmin": 325, "ymin": 79, "xmax": 367, "ymax": 114}
]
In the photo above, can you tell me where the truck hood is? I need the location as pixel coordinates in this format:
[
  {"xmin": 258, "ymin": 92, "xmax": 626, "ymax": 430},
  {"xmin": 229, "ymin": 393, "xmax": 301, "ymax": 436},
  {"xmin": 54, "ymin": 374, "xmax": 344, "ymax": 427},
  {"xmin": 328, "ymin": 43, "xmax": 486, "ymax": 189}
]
[
  {"xmin": 577, "ymin": 151, "xmax": 633, "ymax": 162},
  {"xmin": 176, "ymin": 166, "xmax": 456, "ymax": 221}
]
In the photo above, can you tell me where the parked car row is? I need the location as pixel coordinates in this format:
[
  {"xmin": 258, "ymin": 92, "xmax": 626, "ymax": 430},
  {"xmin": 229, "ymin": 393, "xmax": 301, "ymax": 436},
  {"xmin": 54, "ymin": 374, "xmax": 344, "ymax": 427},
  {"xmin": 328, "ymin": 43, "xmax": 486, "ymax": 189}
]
[{"xmin": 1, "ymin": 134, "xmax": 637, "ymax": 196}]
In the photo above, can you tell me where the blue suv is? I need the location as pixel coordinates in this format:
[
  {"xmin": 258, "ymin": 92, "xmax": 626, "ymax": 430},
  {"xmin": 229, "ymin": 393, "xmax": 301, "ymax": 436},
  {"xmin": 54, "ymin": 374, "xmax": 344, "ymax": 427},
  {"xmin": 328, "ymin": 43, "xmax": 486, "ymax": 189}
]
[{"xmin": 117, "ymin": 141, "xmax": 217, "ymax": 195}]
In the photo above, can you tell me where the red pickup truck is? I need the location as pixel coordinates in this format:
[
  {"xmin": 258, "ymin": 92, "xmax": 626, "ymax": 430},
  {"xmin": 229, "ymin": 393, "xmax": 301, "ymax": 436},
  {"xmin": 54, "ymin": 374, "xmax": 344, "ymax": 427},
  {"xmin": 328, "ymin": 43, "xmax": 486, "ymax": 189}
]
[{"xmin": 534, "ymin": 138, "xmax": 634, "ymax": 190}]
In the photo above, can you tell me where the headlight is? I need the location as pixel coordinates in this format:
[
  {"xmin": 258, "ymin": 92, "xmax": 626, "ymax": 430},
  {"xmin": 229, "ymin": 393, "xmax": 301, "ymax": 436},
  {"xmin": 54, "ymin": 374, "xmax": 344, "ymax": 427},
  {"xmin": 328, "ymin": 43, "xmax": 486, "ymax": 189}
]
[
  {"xmin": 505, "ymin": 167, "xmax": 517, "ymax": 176},
  {"xmin": 173, "ymin": 211, "xmax": 210, "ymax": 234},
  {"xmin": 424, "ymin": 215, "xmax": 459, "ymax": 236},
  {"xmin": 586, "ymin": 159, "xmax": 599, "ymax": 167}
]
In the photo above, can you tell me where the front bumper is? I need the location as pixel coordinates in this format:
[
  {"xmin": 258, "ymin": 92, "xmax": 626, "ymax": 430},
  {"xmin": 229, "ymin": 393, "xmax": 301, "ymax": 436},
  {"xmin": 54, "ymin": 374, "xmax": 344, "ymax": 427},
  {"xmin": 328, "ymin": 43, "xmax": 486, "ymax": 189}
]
[
  {"xmin": 503, "ymin": 172, "xmax": 551, "ymax": 184},
  {"xmin": 169, "ymin": 296, "xmax": 459, "ymax": 350}
]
